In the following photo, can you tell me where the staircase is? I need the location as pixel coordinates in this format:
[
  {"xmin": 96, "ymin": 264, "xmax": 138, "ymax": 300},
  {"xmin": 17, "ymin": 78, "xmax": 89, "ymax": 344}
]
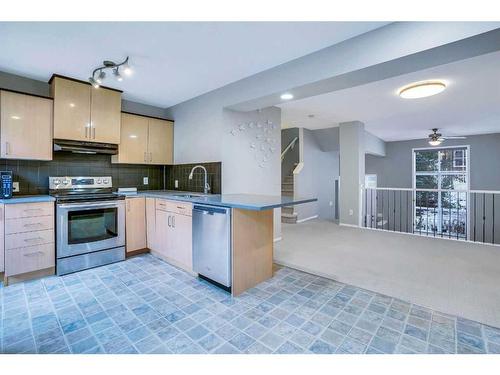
[{"xmin": 281, "ymin": 171, "xmax": 298, "ymax": 224}]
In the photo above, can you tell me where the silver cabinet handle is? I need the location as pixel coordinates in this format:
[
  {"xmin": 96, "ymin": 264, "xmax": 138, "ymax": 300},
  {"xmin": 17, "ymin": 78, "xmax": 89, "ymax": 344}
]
[
  {"xmin": 24, "ymin": 251, "xmax": 44, "ymax": 257},
  {"xmin": 85, "ymin": 126, "xmax": 89, "ymax": 139},
  {"xmin": 24, "ymin": 237, "xmax": 45, "ymax": 243},
  {"xmin": 144, "ymin": 152, "xmax": 147, "ymax": 162},
  {"xmin": 172, "ymin": 215, "xmax": 175, "ymax": 228},
  {"xmin": 5, "ymin": 141, "xmax": 10, "ymax": 155},
  {"xmin": 92, "ymin": 127, "xmax": 96, "ymax": 139},
  {"xmin": 167, "ymin": 215, "xmax": 171, "ymax": 227},
  {"xmin": 149, "ymin": 152, "xmax": 153, "ymax": 162}
]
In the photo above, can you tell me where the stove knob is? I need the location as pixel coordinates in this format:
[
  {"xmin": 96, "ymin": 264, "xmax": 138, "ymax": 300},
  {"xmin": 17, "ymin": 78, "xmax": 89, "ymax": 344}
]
[
  {"xmin": 96, "ymin": 178, "xmax": 102, "ymax": 184},
  {"xmin": 63, "ymin": 179, "xmax": 70, "ymax": 185},
  {"xmin": 103, "ymin": 178, "xmax": 109, "ymax": 184},
  {"xmin": 53, "ymin": 179, "xmax": 61, "ymax": 186}
]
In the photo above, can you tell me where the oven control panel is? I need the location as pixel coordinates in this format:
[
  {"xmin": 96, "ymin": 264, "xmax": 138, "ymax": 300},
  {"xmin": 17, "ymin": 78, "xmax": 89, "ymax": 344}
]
[{"xmin": 49, "ymin": 176, "xmax": 112, "ymax": 189}]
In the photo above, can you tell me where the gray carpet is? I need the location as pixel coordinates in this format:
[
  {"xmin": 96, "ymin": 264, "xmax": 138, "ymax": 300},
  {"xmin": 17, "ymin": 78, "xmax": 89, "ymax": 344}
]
[{"xmin": 274, "ymin": 220, "xmax": 500, "ymax": 328}]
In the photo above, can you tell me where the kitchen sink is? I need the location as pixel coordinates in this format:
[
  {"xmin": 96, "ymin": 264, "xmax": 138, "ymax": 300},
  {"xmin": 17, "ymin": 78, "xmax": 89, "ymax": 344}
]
[{"xmin": 172, "ymin": 194, "xmax": 204, "ymax": 199}]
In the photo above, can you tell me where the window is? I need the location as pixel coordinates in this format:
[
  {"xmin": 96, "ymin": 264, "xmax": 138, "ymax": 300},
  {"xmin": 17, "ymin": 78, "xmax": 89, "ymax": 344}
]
[{"xmin": 413, "ymin": 147, "xmax": 469, "ymax": 238}]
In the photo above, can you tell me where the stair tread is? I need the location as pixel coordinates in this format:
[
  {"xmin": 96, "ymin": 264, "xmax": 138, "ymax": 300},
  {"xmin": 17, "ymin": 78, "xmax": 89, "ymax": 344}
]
[{"xmin": 281, "ymin": 213, "xmax": 298, "ymax": 218}]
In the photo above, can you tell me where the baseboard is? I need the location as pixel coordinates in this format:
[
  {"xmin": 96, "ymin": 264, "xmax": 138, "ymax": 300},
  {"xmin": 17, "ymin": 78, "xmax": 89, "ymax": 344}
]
[
  {"xmin": 296, "ymin": 215, "xmax": 318, "ymax": 223},
  {"xmin": 4, "ymin": 267, "xmax": 55, "ymax": 286},
  {"xmin": 338, "ymin": 222, "xmax": 360, "ymax": 228},
  {"xmin": 126, "ymin": 248, "xmax": 150, "ymax": 257},
  {"xmin": 273, "ymin": 237, "xmax": 282, "ymax": 242}
]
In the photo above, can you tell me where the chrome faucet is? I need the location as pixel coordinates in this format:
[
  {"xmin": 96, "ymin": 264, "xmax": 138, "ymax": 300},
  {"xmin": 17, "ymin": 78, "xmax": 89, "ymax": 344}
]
[{"xmin": 189, "ymin": 165, "xmax": 211, "ymax": 194}]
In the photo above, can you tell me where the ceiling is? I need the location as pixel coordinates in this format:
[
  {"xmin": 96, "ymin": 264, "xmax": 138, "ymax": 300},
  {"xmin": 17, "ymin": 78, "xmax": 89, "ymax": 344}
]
[
  {"xmin": 0, "ymin": 22, "xmax": 387, "ymax": 108},
  {"xmin": 279, "ymin": 50, "xmax": 500, "ymax": 141}
]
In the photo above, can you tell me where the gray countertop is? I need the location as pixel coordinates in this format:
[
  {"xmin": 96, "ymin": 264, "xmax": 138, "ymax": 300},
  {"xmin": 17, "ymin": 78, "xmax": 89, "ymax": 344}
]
[
  {"xmin": 0, "ymin": 195, "xmax": 55, "ymax": 204},
  {"xmin": 123, "ymin": 190, "xmax": 317, "ymax": 211}
]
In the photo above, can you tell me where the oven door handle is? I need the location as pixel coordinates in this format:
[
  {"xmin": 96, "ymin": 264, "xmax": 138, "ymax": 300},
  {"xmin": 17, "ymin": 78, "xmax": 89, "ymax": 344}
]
[{"xmin": 57, "ymin": 201, "xmax": 123, "ymax": 209}]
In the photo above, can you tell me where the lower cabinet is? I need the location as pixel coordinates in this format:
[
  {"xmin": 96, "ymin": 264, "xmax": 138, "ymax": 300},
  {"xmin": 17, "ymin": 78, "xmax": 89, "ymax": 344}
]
[
  {"xmin": 3, "ymin": 201, "xmax": 55, "ymax": 284},
  {"xmin": 153, "ymin": 199, "xmax": 193, "ymax": 272},
  {"xmin": 146, "ymin": 197, "xmax": 158, "ymax": 251},
  {"xmin": 0, "ymin": 204, "xmax": 4, "ymax": 273},
  {"xmin": 125, "ymin": 197, "xmax": 147, "ymax": 254}
]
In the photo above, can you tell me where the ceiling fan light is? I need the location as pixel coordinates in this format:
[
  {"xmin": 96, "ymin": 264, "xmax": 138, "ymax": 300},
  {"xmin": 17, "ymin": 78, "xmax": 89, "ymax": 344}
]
[
  {"xmin": 398, "ymin": 81, "xmax": 446, "ymax": 99},
  {"xmin": 429, "ymin": 139, "xmax": 442, "ymax": 146}
]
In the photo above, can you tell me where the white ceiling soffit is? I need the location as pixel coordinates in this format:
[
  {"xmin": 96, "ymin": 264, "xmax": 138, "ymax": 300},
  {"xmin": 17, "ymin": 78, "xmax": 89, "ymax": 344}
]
[
  {"xmin": 0, "ymin": 22, "xmax": 387, "ymax": 108},
  {"xmin": 279, "ymin": 50, "xmax": 500, "ymax": 141}
]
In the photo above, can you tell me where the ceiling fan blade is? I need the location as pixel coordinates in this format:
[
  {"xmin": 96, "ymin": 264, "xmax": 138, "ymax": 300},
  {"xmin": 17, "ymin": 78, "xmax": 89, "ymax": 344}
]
[{"xmin": 442, "ymin": 136, "xmax": 467, "ymax": 139}]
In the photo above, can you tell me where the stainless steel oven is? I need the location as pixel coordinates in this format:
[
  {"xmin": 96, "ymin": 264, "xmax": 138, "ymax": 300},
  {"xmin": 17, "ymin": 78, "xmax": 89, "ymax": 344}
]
[
  {"xmin": 57, "ymin": 200, "xmax": 125, "ymax": 258},
  {"xmin": 50, "ymin": 176, "xmax": 126, "ymax": 275}
]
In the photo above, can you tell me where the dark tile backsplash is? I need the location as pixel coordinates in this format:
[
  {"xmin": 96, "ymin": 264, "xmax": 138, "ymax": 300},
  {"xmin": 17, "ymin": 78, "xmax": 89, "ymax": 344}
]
[
  {"xmin": 165, "ymin": 162, "xmax": 221, "ymax": 194},
  {"xmin": 0, "ymin": 153, "xmax": 222, "ymax": 196}
]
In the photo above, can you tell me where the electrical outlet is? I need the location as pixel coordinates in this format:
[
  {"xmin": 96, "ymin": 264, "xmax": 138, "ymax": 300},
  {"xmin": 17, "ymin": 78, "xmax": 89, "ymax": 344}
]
[
  {"xmin": 143, "ymin": 177, "xmax": 149, "ymax": 185},
  {"xmin": 349, "ymin": 209, "xmax": 354, "ymax": 216},
  {"xmin": 175, "ymin": 180, "xmax": 179, "ymax": 188},
  {"xmin": 12, "ymin": 181, "xmax": 19, "ymax": 192}
]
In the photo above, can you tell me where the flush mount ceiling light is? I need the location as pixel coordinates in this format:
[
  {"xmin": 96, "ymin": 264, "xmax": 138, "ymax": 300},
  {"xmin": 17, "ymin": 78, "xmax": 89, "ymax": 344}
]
[
  {"xmin": 280, "ymin": 93, "xmax": 294, "ymax": 100},
  {"xmin": 398, "ymin": 81, "xmax": 446, "ymax": 99},
  {"xmin": 89, "ymin": 56, "xmax": 132, "ymax": 88}
]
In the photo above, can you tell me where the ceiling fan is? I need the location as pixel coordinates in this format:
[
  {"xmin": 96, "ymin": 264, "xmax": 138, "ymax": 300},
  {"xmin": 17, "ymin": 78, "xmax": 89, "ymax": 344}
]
[{"xmin": 427, "ymin": 128, "xmax": 466, "ymax": 146}]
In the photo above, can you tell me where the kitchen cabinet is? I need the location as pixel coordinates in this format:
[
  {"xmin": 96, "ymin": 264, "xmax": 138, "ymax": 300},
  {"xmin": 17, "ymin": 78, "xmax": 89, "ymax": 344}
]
[
  {"xmin": 146, "ymin": 197, "xmax": 158, "ymax": 252},
  {"xmin": 112, "ymin": 113, "xmax": 173, "ymax": 165},
  {"xmin": 3, "ymin": 201, "xmax": 55, "ymax": 285},
  {"xmin": 153, "ymin": 199, "xmax": 192, "ymax": 272},
  {"xmin": 0, "ymin": 90, "xmax": 53, "ymax": 160},
  {"xmin": 125, "ymin": 197, "xmax": 147, "ymax": 254},
  {"xmin": 51, "ymin": 76, "xmax": 121, "ymax": 144},
  {"xmin": 0, "ymin": 204, "xmax": 4, "ymax": 274}
]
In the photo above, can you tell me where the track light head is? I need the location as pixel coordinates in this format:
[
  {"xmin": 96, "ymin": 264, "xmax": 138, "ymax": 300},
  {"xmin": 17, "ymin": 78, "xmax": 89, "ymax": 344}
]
[
  {"xmin": 96, "ymin": 70, "xmax": 106, "ymax": 84},
  {"xmin": 89, "ymin": 77, "xmax": 100, "ymax": 88},
  {"xmin": 113, "ymin": 68, "xmax": 123, "ymax": 82}
]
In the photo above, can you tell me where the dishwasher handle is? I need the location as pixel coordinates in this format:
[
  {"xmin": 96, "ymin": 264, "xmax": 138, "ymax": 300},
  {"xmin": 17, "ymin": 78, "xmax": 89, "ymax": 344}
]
[{"xmin": 193, "ymin": 205, "xmax": 229, "ymax": 216}]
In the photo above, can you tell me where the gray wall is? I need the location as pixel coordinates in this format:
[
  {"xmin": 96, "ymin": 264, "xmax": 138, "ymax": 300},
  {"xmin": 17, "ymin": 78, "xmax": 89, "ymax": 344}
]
[
  {"xmin": 294, "ymin": 128, "xmax": 339, "ymax": 222},
  {"xmin": 365, "ymin": 133, "xmax": 500, "ymax": 190}
]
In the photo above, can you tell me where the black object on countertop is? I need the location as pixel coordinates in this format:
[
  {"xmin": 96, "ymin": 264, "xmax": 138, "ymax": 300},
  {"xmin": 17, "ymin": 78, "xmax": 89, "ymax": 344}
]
[{"xmin": 1, "ymin": 171, "xmax": 13, "ymax": 199}]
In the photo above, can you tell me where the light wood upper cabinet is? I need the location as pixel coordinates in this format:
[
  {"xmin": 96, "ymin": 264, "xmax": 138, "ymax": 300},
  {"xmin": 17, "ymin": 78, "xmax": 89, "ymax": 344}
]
[
  {"xmin": 52, "ymin": 77, "xmax": 91, "ymax": 141},
  {"xmin": 113, "ymin": 113, "xmax": 149, "ymax": 163},
  {"xmin": 0, "ymin": 90, "xmax": 53, "ymax": 160},
  {"xmin": 125, "ymin": 197, "xmax": 147, "ymax": 253},
  {"xmin": 112, "ymin": 113, "xmax": 173, "ymax": 165},
  {"xmin": 51, "ymin": 76, "xmax": 121, "ymax": 144},
  {"xmin": 149, "ymin": 118, "xmax": 173, "ymax": 165},
  {"xmin": 90, "ymin": 86, "xmax": 121, "ymax": 144}
]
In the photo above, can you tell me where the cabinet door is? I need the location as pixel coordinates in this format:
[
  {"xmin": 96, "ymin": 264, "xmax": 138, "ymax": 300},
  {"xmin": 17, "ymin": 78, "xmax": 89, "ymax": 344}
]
[
  {"xmin": 125, "ymin": 197, "xmax": 146, "ymax": 253},
  {"xmin": 0, "ymin": 91, "xmax": 53, "ymax": 160},
  {"xmin": 171, "ymin": 213, "xmax": 193, "ymax": 271},
  {"xmin": 90, "ymin": 87, "xmax": 121, "ymax": 144},
  {"xmin": 148, "ymin": 119, "xmax": 173, "ymax": 164},
  {"xmin": 113, "ymin": 113, "xmax": 149, "ymax": 163},
  {"xmin": 52, "ymin": 77, "xmax": 91, "ymax": 141},
  {"xmin": 146, "ymin": 198, "xmax": 157, "ymax": 251},
  {"xmin": 155, "ymin": 209, "xmax": 171, "ymax": 257},
  {"xmin": 0, "ymin": 204, "xmax": 4, "ymax": 273}
]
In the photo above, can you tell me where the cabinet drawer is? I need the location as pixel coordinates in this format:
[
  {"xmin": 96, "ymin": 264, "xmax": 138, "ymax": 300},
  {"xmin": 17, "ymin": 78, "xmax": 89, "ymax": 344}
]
[
  {"xmin": 155, "ymin": 199, "xmax": 174, "ymax": 212},
  {"xmin": 5, "ymin": 202, "xmax": 54, "ymax": 219},
  {"xmin": 5, "ymin": 229, "xmax": 54, "ymax": 250},
  {"xmin": 5, "ymin": 215, "xmax": 54, "ymax": 234},
  {"xmin": 170, "ymin": 201, "xmax": 192, "ymax": 216},
  {"xmin": 5, "ymin": 243, "xmax": 55, "ymax": 276}
]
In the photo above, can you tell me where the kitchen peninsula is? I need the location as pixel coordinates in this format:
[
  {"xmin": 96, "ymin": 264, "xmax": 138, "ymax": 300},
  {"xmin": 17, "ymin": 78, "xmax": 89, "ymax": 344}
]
[{"xmin": 125, "ymin": 190, "xmax": 316, "ymax": 296}]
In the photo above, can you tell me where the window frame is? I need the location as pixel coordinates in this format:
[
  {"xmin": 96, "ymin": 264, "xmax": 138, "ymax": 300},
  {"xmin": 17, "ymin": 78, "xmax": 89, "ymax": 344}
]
[{"xmin": 412, "ymin": 145, "xmax": 470, "ymax": 238}]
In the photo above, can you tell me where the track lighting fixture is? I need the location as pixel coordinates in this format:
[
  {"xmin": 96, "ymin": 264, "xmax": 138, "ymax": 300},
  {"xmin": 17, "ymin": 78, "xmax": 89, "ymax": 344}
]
[{"xmin": 89, "ymin": 56, "xmax": 131, "ymax": 88}]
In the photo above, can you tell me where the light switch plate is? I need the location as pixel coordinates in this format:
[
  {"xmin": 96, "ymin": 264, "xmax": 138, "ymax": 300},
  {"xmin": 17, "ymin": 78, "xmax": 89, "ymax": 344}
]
[
  {"xmin": 12, "ymin": 181, "xmax": 20, "ymax": 192},
  {"xmin": 175, "ymin": 180, "xmax": 179, "ymax": 188},
  {"xmin": 143, "ymin": 177, "xmax": 149, "ymax": 185}
]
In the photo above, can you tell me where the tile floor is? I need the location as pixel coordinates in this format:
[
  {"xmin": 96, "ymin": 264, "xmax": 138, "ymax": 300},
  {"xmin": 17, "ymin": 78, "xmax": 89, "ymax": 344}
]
[{"xmin": 1, "ymin": 254, "xmax": 499, "ymax": 354}]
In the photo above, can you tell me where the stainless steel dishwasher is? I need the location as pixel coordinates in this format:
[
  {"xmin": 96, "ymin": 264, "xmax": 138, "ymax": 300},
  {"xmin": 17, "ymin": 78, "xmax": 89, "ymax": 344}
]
[{"xmin": 192, "ymin": 204, "xmax": 232, "ymax": 288}]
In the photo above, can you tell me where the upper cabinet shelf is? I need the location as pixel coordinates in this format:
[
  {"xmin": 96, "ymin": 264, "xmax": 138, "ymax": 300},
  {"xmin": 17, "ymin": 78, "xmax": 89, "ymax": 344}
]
[{"xmin": 50, "ymin": 76, "xmax": 121, "ymax": 144}]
